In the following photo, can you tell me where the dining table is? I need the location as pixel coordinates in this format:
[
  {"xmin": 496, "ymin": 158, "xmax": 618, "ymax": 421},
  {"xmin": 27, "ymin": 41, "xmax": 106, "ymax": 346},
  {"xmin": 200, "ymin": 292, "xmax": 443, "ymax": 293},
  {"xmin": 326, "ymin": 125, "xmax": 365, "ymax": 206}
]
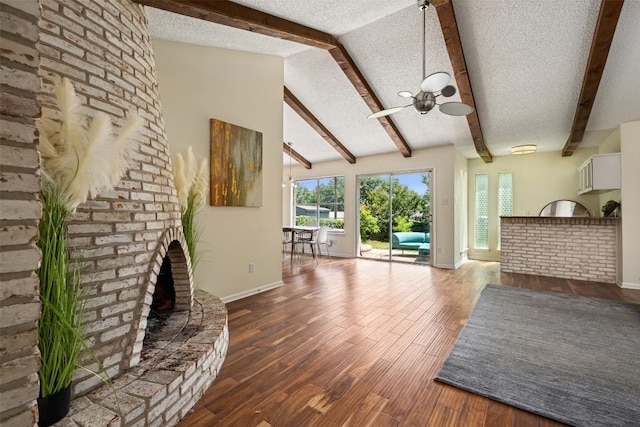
[{"xmin": 282, "ymin": 225, "xmax": 319, "ymax": 261}]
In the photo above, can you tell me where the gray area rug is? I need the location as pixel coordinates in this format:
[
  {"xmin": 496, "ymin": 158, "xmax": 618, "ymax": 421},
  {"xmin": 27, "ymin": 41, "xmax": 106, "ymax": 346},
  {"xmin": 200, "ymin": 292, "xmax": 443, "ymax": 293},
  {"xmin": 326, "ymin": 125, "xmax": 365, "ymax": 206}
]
[{"xmin": 436, "ymin": 285, "xmax": 640, "ymax": 427}]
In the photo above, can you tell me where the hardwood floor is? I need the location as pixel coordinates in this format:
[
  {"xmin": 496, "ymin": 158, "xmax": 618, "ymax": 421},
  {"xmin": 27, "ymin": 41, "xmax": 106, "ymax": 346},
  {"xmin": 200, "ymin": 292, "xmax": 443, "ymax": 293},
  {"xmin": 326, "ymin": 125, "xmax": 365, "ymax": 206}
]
[{"xmin": 179, "ymin": 258, "xmax": 640, "ymax": 426}]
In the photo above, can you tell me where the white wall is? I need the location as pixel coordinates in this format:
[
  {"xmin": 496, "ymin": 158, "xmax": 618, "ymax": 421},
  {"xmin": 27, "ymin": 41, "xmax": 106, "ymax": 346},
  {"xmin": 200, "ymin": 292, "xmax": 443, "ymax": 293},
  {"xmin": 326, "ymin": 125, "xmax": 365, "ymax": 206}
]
[
  {"xmin": 283, "ymin": 145, "xmax": 459, "ymax": 268},
  {"xmin": 597, "ymin": 128, "xmax": 622, "ymax": 208},
  {"xmin": 620, "ymin": 120, "xmax": 640, "ymax": 288},
  {"xmin": 454, "ymin": 150, "xmax": 469, "ymax": 267},
  {"xmin": 152, "ymin": 39, "xmax": 284, "ymax": 300},
  {"xmin": 467, "ymin": 148, "xmax": 599, "ymax": 261},
  {"xmin": 150, "ymin": 40, "xmax": 636, "ymax": 288}
]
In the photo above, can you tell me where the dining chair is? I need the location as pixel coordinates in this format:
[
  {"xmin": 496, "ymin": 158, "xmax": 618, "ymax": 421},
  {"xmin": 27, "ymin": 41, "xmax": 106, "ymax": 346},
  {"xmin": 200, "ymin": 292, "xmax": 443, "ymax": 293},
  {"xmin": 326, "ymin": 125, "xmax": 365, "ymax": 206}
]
[
  {"xmin": 282, "ymin": 229, "xmax": 293, "ymax": 257},
  {"xmin": 297, "ymin": 222, "xmax": 316, "ymax": 242},
  {"xmin": 292, "ymin": 229, "xmax": 315, "ymax": 262},
  {"xmin": 306, "ymin": 225, "xmax": 332, "ymax": 264}
]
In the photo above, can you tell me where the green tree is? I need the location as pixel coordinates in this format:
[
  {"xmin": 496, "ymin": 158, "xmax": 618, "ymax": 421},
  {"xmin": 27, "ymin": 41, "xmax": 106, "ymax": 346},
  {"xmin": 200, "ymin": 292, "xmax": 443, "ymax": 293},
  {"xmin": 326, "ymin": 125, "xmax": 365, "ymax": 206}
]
[
  {"xmin": 359, "ymin": 206, "xmax": 380, "ymax": 241},
  {"xmin": 359, "ymin": 176, "xmax": 427, "ymax": 239},
  {"xmin": 359, "ymin": 177, "xmax": 389, "ymax": 240},
  {"xmin": 393, "ymin": 215, "xmax": 413, "ymax": 232},
  {"xmin": 295, "ymin": 177, "xmax": 345, "ymax": 222},
  {"xmin": 318, "ymin": 177, "xmax": 344, "ymax": 204},
  {"xmin": 318, "ymin": 177, "xmax": 344, "ymax": 220},
  {"xmin": 295, "ymin": 184, "xmax": 315, "ymax": 205}
]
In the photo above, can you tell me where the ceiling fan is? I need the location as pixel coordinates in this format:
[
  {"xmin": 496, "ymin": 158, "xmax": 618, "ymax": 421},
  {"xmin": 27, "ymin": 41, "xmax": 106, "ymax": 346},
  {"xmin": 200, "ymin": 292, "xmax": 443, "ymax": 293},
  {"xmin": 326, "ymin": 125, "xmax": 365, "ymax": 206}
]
[{"xmin": 368, "ymin": 0, "xmax": 473, "ymax": 119}]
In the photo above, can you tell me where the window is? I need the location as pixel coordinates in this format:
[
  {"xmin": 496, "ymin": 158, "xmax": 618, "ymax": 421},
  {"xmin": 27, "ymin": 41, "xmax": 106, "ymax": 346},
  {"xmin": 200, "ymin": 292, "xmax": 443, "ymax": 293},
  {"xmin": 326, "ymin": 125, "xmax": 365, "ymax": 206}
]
[
  {"xmin": 498, "ymin": 172, "xmax": 513, "ymax": 248},
  {"xmin": 294, "ymin": 176, "xmax": 344, "ymax": 230},
  {"xmin": 474, "ymin": 174, "xmax": 489, "ymax": 249}
]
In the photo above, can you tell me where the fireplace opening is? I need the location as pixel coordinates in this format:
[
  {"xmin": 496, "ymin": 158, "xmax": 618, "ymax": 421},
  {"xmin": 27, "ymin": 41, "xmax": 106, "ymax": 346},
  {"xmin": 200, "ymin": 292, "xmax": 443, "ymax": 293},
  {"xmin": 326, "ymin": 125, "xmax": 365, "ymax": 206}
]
[
  {"xmin": 142, "ymin": 254, "xmax": 177, "ymax": 359},
  {"xmin": 139, "ymin": 238, "xmax": 194, "ymax": 363},
  {"xmin": 153, "ymin": 254, "xmax": 175, "ymax": 311}
]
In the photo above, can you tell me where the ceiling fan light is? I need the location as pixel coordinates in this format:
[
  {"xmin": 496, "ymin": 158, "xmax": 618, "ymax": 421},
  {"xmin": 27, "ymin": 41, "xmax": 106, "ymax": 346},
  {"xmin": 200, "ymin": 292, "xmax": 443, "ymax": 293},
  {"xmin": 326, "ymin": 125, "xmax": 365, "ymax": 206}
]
[
  {"xmin": 398, "ymin": 91, "xmax": 414, "ymax": 98},
  {"xmin": 439, "ymin": 102, "xmax": 473, "ymax": 116},
  {"xmin": 441, "ymin": 85, "xmax": 456, "ymax": 97},
  {"xmin": 421, "ymin": 71, "xmax": 450, "ymax": 93},
  {"xmin": 510, "ymin": 145, "xmax": 537, "ymax": 155}
]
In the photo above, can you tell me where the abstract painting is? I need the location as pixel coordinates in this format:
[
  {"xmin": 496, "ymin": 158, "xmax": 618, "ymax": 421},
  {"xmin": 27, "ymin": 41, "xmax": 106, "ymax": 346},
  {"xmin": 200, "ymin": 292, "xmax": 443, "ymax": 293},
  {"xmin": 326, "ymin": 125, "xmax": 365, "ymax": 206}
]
[{"xmin": 210, "ymin": 119, "xmax": 263, "ymax": 207}]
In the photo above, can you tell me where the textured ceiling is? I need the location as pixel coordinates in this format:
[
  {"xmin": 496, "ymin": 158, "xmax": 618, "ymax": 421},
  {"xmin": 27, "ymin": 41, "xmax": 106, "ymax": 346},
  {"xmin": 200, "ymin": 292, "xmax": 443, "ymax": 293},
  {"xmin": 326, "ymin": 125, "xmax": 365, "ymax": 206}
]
[
  {"xmin": 146, "ymin": 0, "xmax": 640, "ymax": 165},
  {"xmin": 586, "ymin": 0, "xmax": 640, "ymax": 131},
  {"xmin": 453, "ymin": 0, "xmax": 601, "ymax": 157}
]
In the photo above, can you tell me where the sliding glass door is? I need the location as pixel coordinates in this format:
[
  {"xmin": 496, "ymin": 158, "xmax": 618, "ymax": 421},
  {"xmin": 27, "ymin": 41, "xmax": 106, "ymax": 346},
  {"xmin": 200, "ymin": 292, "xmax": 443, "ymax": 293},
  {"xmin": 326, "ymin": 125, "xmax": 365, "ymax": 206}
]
[
  {"xmin": 359, "ymin": 174, "xmax": 392, "ymax": 261},
  {"xmin": 358, "ymin": 171, "xmax": 431, "ymax": 265}
]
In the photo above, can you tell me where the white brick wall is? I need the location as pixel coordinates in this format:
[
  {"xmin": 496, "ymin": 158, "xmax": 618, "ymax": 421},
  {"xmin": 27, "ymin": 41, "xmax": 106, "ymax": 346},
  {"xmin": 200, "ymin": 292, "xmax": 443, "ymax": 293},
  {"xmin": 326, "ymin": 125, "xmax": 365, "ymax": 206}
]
[
  {"xmin": 1, "ymin": 2, "xmax": 230, "ymax": 425},
  {"xmin": 0, "ymin": 1, "xmax": 42, "ymax": 425},
  {"xmin": 34, "ymin": 0, "xmax": 195, "ymax": 398},
  {"xmin": 501, "ymin": 217, "xmax": 618, "ymax": 283},
  {"xmin": 61, "ymin": 291, "xmax": 228, "ymax": 427}
]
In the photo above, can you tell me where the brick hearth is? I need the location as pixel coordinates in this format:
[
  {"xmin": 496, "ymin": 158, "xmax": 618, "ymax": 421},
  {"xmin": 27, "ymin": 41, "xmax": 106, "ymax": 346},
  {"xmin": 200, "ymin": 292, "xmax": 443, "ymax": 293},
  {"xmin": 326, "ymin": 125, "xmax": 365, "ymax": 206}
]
[{"xmin": 59, "ymin": 291, "xmax": 228, "ymax": 426}]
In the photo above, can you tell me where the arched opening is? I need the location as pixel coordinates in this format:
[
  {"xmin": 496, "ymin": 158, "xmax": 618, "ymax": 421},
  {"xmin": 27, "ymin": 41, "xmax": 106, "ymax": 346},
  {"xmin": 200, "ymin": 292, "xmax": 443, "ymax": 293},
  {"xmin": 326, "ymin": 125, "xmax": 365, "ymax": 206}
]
[
  {"xmin": 140, "ymin": 238, "xmax": 193, "ymax": 360},
  {"xmin": 127, "ymin": 228, "xmax": 194, "ymax": 367}
]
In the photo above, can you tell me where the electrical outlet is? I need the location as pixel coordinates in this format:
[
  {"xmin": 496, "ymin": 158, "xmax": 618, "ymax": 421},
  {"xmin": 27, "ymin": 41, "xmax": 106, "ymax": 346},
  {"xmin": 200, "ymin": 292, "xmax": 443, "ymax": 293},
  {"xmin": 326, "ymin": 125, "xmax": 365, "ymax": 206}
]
[
  {"xmin": 249, "ymin": 263, "xmax": 255, "ymax": 273},
  {"xmin": 437, "ymin": 247, "xmax": 442, "ymax": 254}
]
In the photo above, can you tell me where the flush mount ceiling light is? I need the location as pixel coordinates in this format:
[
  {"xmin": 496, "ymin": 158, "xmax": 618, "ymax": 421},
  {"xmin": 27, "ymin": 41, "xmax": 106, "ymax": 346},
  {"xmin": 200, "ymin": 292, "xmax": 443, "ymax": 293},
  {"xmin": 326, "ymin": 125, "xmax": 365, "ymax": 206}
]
[{"xmin": 510, "ymin": 144, "xmax": 537, "ymax": 155}]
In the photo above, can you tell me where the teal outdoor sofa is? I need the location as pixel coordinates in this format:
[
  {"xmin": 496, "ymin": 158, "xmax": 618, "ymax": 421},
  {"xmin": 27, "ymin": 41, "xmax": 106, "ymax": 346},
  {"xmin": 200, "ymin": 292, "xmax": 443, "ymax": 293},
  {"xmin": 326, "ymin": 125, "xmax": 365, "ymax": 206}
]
[{"xmin": 391, "ymin": 232, "xmax": 430, "ymax": 255}]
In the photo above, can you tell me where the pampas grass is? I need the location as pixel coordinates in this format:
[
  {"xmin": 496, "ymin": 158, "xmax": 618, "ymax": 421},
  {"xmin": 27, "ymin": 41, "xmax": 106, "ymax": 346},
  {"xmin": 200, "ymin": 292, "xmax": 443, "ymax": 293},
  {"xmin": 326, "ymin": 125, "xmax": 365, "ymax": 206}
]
[
  {"xmin": 37, "ymin": 78, "xmax": 141, "ymax": 398},
  {"xmin": 173, "ymin": 146, "xmax": 208, "ymax": 268},
  {"xmin": 39, "ymin": 78, "xmax": 142, "ymax": 212},
  {"xmin": 37, "ymin": 186, "xmax": 83, "ymax": 398}
]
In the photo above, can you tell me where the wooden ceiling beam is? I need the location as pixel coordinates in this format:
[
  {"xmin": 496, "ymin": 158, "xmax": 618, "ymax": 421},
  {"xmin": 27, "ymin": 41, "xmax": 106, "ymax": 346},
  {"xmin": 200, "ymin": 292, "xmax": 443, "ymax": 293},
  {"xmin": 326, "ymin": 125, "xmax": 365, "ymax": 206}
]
[
  {"xmin": 131, "ymin": 0, "xmax": 338, "ymax": 49},
  {"xmin": 284, "ymin": 87, "xmax": 356, "ymax": 164},
  {"xmin": 283, "ymin": 142, "xmax": 312, "ymax": 169},
  {"xmin": 434, "ymin": 0, "xmax": 492, "ymax": 163},
  {"xmin": 135, "ymin": 0, "xmax": 413, "ymax": 159},
  {"xmin": 562, "ymin": 0, "xmax": 624, "ymax": 157},
  {"xmin": 329, "ymin": 42, "xmax": 412, "ymax": 157}
]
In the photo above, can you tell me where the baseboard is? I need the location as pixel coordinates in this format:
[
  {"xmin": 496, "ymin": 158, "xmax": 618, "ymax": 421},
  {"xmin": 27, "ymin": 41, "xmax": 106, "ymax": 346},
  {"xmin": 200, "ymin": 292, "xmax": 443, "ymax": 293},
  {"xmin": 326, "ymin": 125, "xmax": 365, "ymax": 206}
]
[
  {"xmin": 325, "ymin": 251, "xmax": 352, "ymax": 258},
  {"xmin": 619, "ymin": 281, "xmax": 640, "ymax": 290},
  {"xmin": 220, "ymin": 281, "xmax": 284, "ymax": 303},
  {"xmin": 435, "ymin": 263, "xmax": 455, "ymax": 269},
  {"xmin": 285, "ymin": 251, "xmax": 353, "ymax": 260},
  {"xmin": 454, "ymin": 256, "xmax": 468, "ymax": 269},
  {"xmin": 467, "ymin": 254, "xmax": 500, "ymax": 262}
]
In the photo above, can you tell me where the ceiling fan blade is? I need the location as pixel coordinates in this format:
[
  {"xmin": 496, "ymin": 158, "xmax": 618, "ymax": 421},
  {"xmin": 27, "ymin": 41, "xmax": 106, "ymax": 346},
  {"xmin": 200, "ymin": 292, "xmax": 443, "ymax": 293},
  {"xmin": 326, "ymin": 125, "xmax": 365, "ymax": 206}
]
[
  {"xmin": 421, "ymin": 71, "xmax": 450, "ymax": 93},
  {"xmin": 439, "ymin": 102, "xmax": 474, "ymax": 116},
  {"xmin": 368, "ymin": 105, "xmax": 410, "ymax": 119},
  {"xmin": 398, "ymin": 91, "xmax": 414, "ymax": 98}
]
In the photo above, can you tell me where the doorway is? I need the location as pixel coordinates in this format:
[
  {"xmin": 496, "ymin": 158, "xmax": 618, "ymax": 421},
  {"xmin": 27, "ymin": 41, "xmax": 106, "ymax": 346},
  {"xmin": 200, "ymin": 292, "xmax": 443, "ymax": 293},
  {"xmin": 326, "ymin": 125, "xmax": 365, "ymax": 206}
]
[{"xmin": 358, "ymin": 171, "xmax": 432, "ymax": 265}]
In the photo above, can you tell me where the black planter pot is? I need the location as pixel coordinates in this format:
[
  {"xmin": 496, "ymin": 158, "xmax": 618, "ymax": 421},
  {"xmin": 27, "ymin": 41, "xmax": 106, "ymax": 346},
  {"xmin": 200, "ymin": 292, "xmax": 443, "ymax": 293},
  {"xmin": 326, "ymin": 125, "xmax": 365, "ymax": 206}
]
[{"xmin": 37, "ymin": 385, "xmax": 71, "ymax": 427}]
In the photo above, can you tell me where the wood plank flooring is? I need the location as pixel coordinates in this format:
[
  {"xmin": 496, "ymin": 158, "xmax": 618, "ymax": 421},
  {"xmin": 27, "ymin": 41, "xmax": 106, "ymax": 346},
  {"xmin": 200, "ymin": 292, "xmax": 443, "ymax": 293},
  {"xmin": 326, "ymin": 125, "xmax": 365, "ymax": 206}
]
[{"xmin": 179, "ymin": 258, "xmax": 640, "ymax": 426}]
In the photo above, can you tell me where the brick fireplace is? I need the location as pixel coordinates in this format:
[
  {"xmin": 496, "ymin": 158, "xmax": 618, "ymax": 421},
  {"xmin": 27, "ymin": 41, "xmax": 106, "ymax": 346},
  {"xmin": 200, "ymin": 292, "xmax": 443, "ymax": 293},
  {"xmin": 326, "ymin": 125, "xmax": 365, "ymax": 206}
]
[{"xmin": 0, "ymin": 0, "xmax": 229, "ymax": 425}]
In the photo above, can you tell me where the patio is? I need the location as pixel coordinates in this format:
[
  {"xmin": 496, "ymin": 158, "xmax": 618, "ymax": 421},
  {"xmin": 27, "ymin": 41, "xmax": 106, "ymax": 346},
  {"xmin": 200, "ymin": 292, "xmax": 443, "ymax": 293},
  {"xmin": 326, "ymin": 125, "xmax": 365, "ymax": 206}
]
[{"xmin": 360, "ymin": 242, "xmax": 430, "ymax": 265}]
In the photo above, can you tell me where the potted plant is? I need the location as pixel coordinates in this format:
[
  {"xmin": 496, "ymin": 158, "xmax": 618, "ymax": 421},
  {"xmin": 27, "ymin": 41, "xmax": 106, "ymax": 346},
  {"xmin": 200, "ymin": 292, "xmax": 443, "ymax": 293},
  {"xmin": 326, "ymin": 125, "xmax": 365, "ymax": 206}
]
[
  {"xmin": 172, "ymin": 146, "xmax": 208, "ymax": 268},
  {"xmin": 36, "ymin": 78, "xmax": 140, "ymax": 426}
]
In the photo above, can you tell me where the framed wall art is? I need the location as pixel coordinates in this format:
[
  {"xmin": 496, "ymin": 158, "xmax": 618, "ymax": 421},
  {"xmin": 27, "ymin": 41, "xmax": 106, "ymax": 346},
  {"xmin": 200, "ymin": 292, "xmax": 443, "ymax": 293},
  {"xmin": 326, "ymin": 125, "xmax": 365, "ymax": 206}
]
[{"xmin": 210, "ymin": 119, "xmax": 263, "ymax": 207}]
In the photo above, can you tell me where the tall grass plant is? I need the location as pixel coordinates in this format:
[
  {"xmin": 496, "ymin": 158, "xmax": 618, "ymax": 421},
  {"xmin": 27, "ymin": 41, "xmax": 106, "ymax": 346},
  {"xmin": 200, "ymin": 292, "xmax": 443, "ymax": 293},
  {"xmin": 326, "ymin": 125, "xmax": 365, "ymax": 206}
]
[
  {"xmin": 36, "ymin": 77, "xmax": 140, "ymax": 398},
  {"xmin": 173, "ymin": 147, "xmax": 208, "ymax": 269}
]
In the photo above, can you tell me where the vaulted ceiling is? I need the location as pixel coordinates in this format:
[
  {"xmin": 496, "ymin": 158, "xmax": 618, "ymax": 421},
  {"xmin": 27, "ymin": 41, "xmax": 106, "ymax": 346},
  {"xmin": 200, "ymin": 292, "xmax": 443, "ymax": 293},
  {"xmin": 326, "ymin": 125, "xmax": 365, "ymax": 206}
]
[{"xmin": 139, "ymin": 0, "xmax": 640, "ymax": 169}]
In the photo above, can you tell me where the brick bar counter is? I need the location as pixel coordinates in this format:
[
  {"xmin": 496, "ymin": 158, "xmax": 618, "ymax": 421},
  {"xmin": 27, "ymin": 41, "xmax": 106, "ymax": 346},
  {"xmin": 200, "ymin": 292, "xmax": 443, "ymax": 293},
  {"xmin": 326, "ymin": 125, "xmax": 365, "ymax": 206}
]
[{"xmin": 500, "ymin": 216, "xmax": 619, "ymax": 283}]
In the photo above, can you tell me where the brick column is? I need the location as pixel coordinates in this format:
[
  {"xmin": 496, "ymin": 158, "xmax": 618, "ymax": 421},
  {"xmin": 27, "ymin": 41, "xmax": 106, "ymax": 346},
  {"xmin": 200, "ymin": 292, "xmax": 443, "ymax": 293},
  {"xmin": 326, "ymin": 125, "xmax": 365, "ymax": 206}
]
[
  {"xmin": 0, "ymin": 1, "xmax": 42, "ymax": 425},
  {"xmin": 35, "ymin": 0, "xmax": 187, "ymax": 396}
]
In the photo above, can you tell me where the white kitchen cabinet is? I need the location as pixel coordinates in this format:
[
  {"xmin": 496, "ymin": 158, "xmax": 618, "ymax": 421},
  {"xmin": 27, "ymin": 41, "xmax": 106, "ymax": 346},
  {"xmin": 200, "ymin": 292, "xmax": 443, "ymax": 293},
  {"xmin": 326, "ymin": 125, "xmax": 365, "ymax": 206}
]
[{"xmin": 577, "ymin": 153, "xmax": 621, "ymax": 194}]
